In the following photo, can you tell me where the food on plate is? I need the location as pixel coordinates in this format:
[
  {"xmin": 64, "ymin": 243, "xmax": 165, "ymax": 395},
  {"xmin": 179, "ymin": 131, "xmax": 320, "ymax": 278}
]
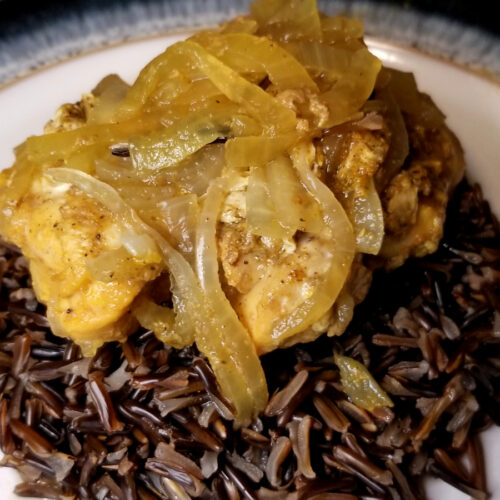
[
  {"xmin": 0, "ymin": 0, "xmax": 465, "ymax": 426},
  {"xmin": 1, "ymin": 0, "xmax": 499, "ymax": 498},
  {"xmin": 1, "ymin": 180, "xmax": 498, "ymax": 499}
]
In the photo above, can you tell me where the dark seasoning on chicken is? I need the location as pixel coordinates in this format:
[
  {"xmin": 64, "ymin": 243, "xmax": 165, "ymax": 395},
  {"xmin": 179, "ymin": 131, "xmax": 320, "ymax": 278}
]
[{"xmin": 0, "ymin": 0, "xmax": 499, "ymax": 498}]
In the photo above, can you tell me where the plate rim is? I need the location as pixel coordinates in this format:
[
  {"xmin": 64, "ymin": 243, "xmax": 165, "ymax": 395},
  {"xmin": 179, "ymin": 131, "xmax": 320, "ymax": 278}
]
[
  {"xmin": 1, "ymin": 29, "xmax": 499, "ymax": 96},
  {"xmin": 1, "ymin": 0, "xmax": 500, "ymax": 87}
]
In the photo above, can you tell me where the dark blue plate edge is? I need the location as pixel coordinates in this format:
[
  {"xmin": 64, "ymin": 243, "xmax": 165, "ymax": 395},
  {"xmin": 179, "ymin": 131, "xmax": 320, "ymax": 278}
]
[{"xmin": 0, "ymin": 0, "xmax": 499, "ymax": 87}]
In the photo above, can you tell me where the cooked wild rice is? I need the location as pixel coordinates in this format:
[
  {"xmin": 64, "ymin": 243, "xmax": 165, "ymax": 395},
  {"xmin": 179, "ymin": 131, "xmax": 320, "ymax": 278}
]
[{"xmin": 0, "ymin": 179, "xmax": 499, "ymax": 499}]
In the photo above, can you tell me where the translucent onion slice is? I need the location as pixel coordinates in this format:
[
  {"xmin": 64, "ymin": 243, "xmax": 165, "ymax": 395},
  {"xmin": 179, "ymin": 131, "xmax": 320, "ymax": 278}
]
[
  {"xmin": 381, "ymin": 69, "xmax": 445, "ymax": 129},
  {"xmin": 114, "ymin": 184, "xmax": 177, "ymax": 212},
  {"xmin": 120, "ymin": 232, "xmax": 163, "ymax": 263},
  {"xmin": 193, "ymin": 33, "xmax": 317, "ymax": 92},
  {"xmin": 261, "ymin": 144, "xmax": 354, "ymax": 347},
  {"xmin": 114, "ymin": 42, "xmax": 199, "ymax": 119},
  {"xmin": 335, "ymin": 353, "xmax": 393, "ymax": 410},
  {"xmin": 87, "ymin": 74, "xmax": 131, "ymax": 125},
  {"xmin": 86, "ymin": 247, "xmax": 159, "ymax": 283},
  {"xmin": 225, "ymin": 134, "xmax": 297, "ymax": 169},
  {"xmin": 350, "ymin": 178, "xmax": 384, "ymax": 255},
  {"xmin": 130, "ymin": 108, "xmax": 257, "ymax": 171},
  {"xmin": 251, "ymin": 0, "xmax": 322, "ymax": 41},
  {"xmin": 246, "ymin": 165, "xmax": 288, "ymax": 240},
  {"xmin": 196, "ymin": 178, "xmax": 268, "ymax": 424},
  {"xmin": 140, "ymin": 194, "xmax": 199, "ymax": 259},
  {"xmin": 94, "ymin": 157, "xmax": 144, "ymax": 184},
  {"xmin": 65, "ymin": 144, "xmax": 110, "ymax": 175},
  {"xmin": 373, "ymin": 88, "xmax": 409, "ymax": 191},
  {"xmin": 189, "ymin": 32, "xmax": 265, "ymax": 84},
  {"xmin": 133, "ymin": 297, "xmax": 194, "ymax": 349},
  {"xmin": 285, "ymin": 43, "xmax": 374, "ymax": 80},
  {"xmin": 284, "ymin": 43, "xmax": 381, "ymax": 127},
  {"xmin": 173, "ymin": 143, "xmax": 225, "ymax": 196},
  {"xmin": 178, "ymin": 40, "xmax": 297, "ymax": 134},
  {"xmin": 0, "ymin": 160, "xmax": 39, "ymax": 234},
  {"xmin": 220, "ymin": 16, "xmax": 259, "ymax": 34},
  {"xmin": 321, "ymin": 16, "xmax": 364, "ymax": 43},
  {"xmin": 320, "ymin": 60, "xmax": 381, "ymax": 127},
  {"xmin": 23, "ymin": 113, "xmax": 162, "ymax": 167},
  {"xmin": 151, "ymin": 78, "xmax": 224, "ymax": 111},
  {"xmin": 266, "ymin": 155, "xmax": 323, "ymax": 236},
  {"xmin": 45, "ymin": 168, "xmax": 205, "ymax": 343}
]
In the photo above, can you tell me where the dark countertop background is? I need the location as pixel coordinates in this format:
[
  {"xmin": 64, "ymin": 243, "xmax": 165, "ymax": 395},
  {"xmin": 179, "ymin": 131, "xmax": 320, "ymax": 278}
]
[{"xmin": 0, "ymin": 0, "xmax": 498, "ymax": 37}]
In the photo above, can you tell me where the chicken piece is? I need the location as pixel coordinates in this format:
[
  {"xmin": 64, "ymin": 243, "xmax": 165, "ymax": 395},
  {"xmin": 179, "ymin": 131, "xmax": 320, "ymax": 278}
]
[
  {"xmin": 324, "ymin": 128, "xmax": 389, "ymax": 199},
  {"xmin": 219, "ymin": 219, "xmax": 336, "ymax": 354},
  {"xmin": 44, "ymin": 94, "xmax": 95, "ymax": 134},
  {"xmin": 321, "ymin": 127, "xmax": 389, "ymax": 254},
  {"xmin": 274, "ymin": 87, "xmax": 330, "ymax": 129},
  {"xmin": 0, "ymin": 172, "xmax": 161, "ymax": 354},
  {"xmin": 218, "ymin": 171, "xmax": 352, "ymax": 355},
  {"xmin": 217, "ymin": 124, "xmax": 389, "ymax": 354},
  {"xmin": 380, "ymin": 119, "xmax": 464, "ymax": 268},
  {"xmin": 0, "ymin": 63, "xmax": 463, "ymax": 361}
]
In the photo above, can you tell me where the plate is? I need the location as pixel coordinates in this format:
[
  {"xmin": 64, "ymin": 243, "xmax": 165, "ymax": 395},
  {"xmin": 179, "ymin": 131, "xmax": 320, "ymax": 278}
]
[{"xmin": 0, "ymin": 32, "xmax": 499, "ymax": 500}]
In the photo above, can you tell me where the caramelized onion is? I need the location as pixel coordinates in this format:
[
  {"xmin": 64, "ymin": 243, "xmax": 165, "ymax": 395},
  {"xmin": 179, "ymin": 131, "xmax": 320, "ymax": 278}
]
[
  {"xmin": 193, "ymin": 32, "xmax": 317, "ymax": 91},
  {"xmin": 335, "ymin": 354, "xmax": 393, "ymax": 410},
  {"xmin": 258, "ymin": 143, "xmax": 355, "ymax": 348},
  {"xmin": 195, "ymin": 178, "xmax": 268, "ymax": 425}
]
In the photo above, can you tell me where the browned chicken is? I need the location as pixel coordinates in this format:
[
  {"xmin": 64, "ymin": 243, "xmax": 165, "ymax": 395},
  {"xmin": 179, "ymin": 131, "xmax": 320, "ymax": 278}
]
[
  {"xmin": 216, "ymin": 69, "xmax": 464, "ymax": 354},
  {"xmin": 0, "ymin": 63, "xmax": 463, "ymax": 359}
]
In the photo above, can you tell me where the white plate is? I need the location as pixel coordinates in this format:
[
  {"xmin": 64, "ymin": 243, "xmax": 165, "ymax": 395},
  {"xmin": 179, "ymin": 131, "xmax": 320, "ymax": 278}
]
[{"xmin": 0, "ymin": 34, "xmax": 499, "ymax": 500}]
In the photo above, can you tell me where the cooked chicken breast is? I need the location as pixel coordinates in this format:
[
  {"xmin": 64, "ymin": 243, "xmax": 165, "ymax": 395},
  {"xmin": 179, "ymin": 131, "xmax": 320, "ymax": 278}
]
[
  {"xmin": 0, "ymin": 172, "xmax": 161, "ymax": 354},
  {"xmin": 0, "ymin": 62, "xmax": 463, "ymax": 359},
  {"xmin": 380, "ymin": 123, "xmax": 464, "ymax": 268}
]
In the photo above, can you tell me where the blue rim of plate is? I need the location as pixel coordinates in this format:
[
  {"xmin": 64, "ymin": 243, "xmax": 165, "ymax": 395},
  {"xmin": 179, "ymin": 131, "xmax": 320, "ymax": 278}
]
[{"xmin": 0, "ymin": 0, "xmax": 499, "ymax": 86}]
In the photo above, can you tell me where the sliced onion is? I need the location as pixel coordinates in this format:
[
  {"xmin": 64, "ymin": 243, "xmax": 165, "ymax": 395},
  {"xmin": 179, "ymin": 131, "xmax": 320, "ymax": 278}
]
[
  {"xmin": 374, "ymin": 88, "xmax": 409, "ymax": 190},
  {"xmin": 24, "ymin": 113, "xmax": 162, "ymax": 166},
  {"xmin": 179, "ymin": 40, "xmax": 297, "ymax": 134},
  {"xmin": 133, "ymin": 297, "xmax": 194, "ymax": 349},
  {"xmin": 173, "ymin": 143, "xmax": 225, "ymax": 196},
  {"xmin": 193, "ymin": 32, "xmax": 317, "ymax": 92},
  {"xmin": 284, "ymin": 43, "xmax": 381, "ymax": 127},
  {"xmin": 335, "ymin": 353, "xmax": 393, "ymax": 410},
  {"xmin": 350, "ymin": 178, "xmax": 384, "ymax": 255},
  {"xmin": 267, "ymin": 155, "xmax": 323, "ymax": 236},
  {"xmin": 95, "ymin": 159, "xmax": 179, "ymax": 212},
  {"xmin": 87, "ymin": 74, "xmax": 130, "ymax": 125},
  {"xmin": 119, "ymin": 231, "xmax": 161, "ymax": 263},
  {"xmin": 251, "ymin": 0, "xmax": 322, "ymax": 41},
  {"xmin": 263, "ymin": 143, "xmax": 354, "ymax": 346},
  {"xmin": 382, "ymin": 68, "xmax": 445, "ymax": 128},
  {"xmin": 159, "ymin": 78, "xmax": 222, "ymax": 108},
  {"xmin": 130, "ymin": 110, "xmax": 242, "ymax": 171},
  {"xmin": 225, "ymin": 134, "xmax": 297, "ymax": 169},
  {"xmin": 95, "ymin": 157, "xmax": 141, "ymax": 184},
  {"xmin": 115, "ymin": 184, "xmax": 178, "ymax": 212},
  {"xmin": 140, "ymin": 194, "xmax": 199, "ymax": 259},
  {"xmin": 321, "ymin": 16, "xmax": 364, "ymax": 42},
  {"xmin": 220, "ymin": 16, "xmax": 259, "ymax": 34},
  {"xmin": 45, "ymin": 168, "xmax": 206, "ymax": 340},
  {"xmin": 195, "ymin": 178, "xmax": 268, "ymax": 425},
  {"xmin": 86, "ymin": 247, "xmax": 159, "ymax": 283},
  {"xmin": 246, "ymin": 165, "xmax": 288, "ymax": 240},
  {"xmin": 114, "ymin": 42, "xmax": 196, "ymax": 120}
]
